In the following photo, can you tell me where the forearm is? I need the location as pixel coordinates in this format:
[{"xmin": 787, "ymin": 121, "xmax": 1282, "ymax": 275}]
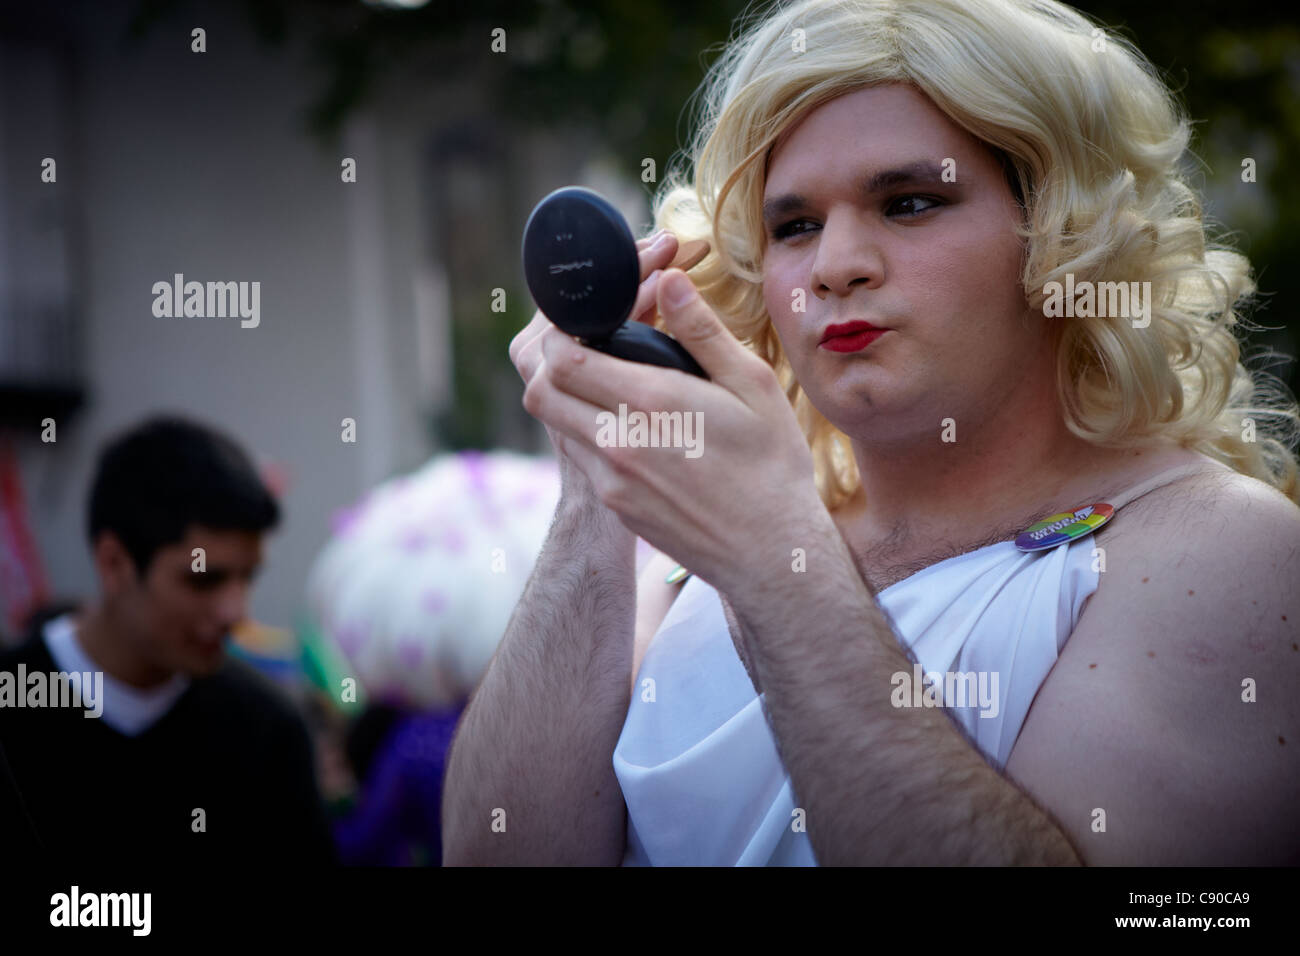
[
  {"xmin": 729, "ymin": 515, "xmax": 1082, "ymax": 866},
  {"xmin": 442, "ymin": 500, "xmax": 636, "ymax": 865}
]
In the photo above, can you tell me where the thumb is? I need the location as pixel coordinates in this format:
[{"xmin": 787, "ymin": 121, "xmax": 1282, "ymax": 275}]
[{"xmin": 656, "ymin": 269, "xmax": 752, "ymax": 386}]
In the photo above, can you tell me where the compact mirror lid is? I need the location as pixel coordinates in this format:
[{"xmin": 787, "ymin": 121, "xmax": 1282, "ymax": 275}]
[{"xmin": 521, "ymin": 186, "xmax": 640, "ymax": 340}]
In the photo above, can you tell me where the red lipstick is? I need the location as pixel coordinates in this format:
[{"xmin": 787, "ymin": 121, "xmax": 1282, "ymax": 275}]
[{"xmin": 819, "ymin": 320, "xmax": 889, "ymax": 352}]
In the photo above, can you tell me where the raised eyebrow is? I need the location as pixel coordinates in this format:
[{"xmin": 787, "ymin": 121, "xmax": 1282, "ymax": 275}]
[{"xmin": 761, "ymin": 161, "xmax": 952, "ymax": 225}]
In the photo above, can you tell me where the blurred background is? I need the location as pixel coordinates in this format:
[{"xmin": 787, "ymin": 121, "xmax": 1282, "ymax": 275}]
[{"xmin": 0, "ymin": 0, "xmax": 1295, "ymax": 863}]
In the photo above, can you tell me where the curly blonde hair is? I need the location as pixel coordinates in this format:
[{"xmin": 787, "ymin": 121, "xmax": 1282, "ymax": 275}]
[{"xmin": 649, "ymin": 0, "xmax": 1300, "ymax": 510}]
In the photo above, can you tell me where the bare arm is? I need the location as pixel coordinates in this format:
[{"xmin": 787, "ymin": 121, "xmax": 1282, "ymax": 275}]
[
  {"xmin": 442, "ymin": 228, "xmax": 692, "ymax": 865},
  {"xmin": 441, "ymin": 499, "xmax": 636, "ymax": 865},
  {"xmin": 1004, "ymin": 475, "xmax": 1300, "ymax": 864},
  {"xmin": 727, "ymin": 504, "xmax": 1081, "ymax": 865}
]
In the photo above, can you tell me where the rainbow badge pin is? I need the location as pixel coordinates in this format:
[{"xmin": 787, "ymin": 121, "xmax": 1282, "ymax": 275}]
[{"xmin": 1014, "ymin": 503, "xmax": 1114, "ymax": 552}]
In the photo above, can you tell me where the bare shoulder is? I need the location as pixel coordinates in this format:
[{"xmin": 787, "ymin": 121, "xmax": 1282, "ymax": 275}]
[
  {"xmin": 1087, "ymin": 463, "xmax": 1300, "ymax": 671},
  {"xmin": 1003, "ymin": 463, "xmax": 1300, "ymax": 864},
  {"xmin": 1096, "ymin": 461, "xmax": 1300, "ymax": 598}
]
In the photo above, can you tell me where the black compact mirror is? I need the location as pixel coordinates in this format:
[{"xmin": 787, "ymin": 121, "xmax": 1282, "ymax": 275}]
[{"xmin": 521, "ymin": 186, "xmax": 708, "ymax": 379}]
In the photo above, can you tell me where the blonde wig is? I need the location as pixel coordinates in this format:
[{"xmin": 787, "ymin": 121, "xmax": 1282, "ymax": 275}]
[{"xmin": 649, "ymin": 0, "xmax": 1300, "ymax": 509}]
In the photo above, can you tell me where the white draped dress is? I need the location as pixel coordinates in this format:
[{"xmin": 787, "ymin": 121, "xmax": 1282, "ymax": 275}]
[{"xmin": 612, "ymin": 462, "xmax": 1215, "ymax": 865}]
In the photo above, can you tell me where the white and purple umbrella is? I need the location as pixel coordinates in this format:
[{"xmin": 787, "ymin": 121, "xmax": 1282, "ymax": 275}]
[{"xmin": 305, "ymin": 449, "xmax": 651, "ymax": 710}]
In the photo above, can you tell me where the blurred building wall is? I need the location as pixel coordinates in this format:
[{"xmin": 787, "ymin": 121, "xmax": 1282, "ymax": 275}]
[
  {"xmin": 3, "ymin": 0, "xmax": 653, "ymax": 632},
  {"xmin": 4, "ymin": 0, "xmax": 440, "ymax": 628}
]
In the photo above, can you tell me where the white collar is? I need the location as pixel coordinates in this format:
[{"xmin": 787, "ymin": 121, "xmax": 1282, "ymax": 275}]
[{"xmin": 42, "ymin": 614, "xmax": 191, "ymax": 736}]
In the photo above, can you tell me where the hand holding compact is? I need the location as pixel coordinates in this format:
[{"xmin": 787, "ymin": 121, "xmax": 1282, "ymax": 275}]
[
  {"xmin": 522, "ymin": 186, "xmax": 710, "ymax": 379},
  {"xmin": 509, "ymin": 226, "xmax": 690, "ymax": 503}
]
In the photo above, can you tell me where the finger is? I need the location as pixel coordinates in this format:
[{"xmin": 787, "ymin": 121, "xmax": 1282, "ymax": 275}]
[
  {"xmin": 540, "ymin": 322, "xmax": 710, "ymax": 428},
  {"xmin": 512, "ymin": 331, "xmax": 539, "ymax": 383},
  {"xmin": 515, "ymin": 323, "xmax": 569, "ymax": 385},
  {"xmin": 638, "ymin": 231, "xmax": 678, "ymax": 280},
  {"xmin": 510, "ymin": 320, "xmax": 540, "ymax": 381},
  {"xmin": 540, "ymin": 323, "xmax": 676, "ymax": 413},
  {"xmin": 522, "ymin": 352, "xmax": 619, "ymax": 456},
  {"xmin": 656, "ymin": 268, "xmax": 767, "ymax": 397},
  {"xmin": 629, "ymin": 269, "xmax": 665, "ymax": 325},
  {"xmin": 509, "ymin": 309, "xmax": 552, "ymax": 371},
  {"xmin": 628, "ymin": 235, "xmax": 677, "ymax": 326},
  {"xmin": 630, "ymin": 239, "xmax": 711, "ymax": 325},
  {"xmin": 511, "ymin": 294, "xmax": 578, "ymax": 379}
]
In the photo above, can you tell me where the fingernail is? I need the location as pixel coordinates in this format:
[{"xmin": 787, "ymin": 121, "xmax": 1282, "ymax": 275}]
[
  {"xmin": 650, "ymin": 231, "xmax": 674, "ymax": 252},
  {"xmin": 663, "ymin": 270, "xmax": 695, "ymax": 308}
]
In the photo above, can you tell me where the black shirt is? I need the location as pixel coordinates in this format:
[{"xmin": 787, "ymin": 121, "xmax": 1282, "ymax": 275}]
[{"xmin": 0, "ymin": 630, "xmax": 337, "ymax": 868}]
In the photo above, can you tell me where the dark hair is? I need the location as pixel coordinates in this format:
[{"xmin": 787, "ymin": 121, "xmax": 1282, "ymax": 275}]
[{"xmin": 87, "ymin": 415, "xmax": 280, "ymax": 575}]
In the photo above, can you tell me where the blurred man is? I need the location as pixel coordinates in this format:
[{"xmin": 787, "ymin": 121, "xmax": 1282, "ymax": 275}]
[{"xmin": 0, "ymin": 415, "xmax": 336, "ymax": 866}]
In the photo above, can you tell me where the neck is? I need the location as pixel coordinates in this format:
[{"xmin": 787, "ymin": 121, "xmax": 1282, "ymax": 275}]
[
  {"xmin": 76, "ymin": 605, "xmax": 176, "ymax": 690},
  {"xmin": 843, "ymin": 396, "xmax": 1140, "ymax": 548}
]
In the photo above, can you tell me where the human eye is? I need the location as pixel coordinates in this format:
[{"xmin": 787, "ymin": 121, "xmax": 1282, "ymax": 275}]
[
  {"xmin": 771, "ymin": 218, "xmax": 818, "ymax": 241},
  {"xmin": 886, "ymin": 194, "xmax": 944, "ymax": 218}
]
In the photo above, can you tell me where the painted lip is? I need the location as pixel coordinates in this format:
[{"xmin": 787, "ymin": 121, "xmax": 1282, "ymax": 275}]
[{"xmin": 819, "ymin": 320, "xmax": 887, "ymax": 345}]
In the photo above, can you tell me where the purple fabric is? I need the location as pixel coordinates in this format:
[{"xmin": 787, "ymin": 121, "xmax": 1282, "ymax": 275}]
[{"xmin": 332, "ymin": 703, "xmax": 466, "ymax": 866}]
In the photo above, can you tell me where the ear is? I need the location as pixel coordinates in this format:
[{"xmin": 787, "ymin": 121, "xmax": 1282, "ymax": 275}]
[{"xmin": 92, "ymin": 531, "xmax": 141, "ymax": 597}]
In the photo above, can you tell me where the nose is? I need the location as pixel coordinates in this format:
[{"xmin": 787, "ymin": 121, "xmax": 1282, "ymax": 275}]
[{"xmin": 810, "ymin": 210, "xmax": 884, "ymax": 300}]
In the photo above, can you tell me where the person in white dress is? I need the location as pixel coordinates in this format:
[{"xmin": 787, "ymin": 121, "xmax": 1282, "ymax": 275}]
[{"xmin": 444, "ymin": 0, "xmax": 1300, "ymax": 866}]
